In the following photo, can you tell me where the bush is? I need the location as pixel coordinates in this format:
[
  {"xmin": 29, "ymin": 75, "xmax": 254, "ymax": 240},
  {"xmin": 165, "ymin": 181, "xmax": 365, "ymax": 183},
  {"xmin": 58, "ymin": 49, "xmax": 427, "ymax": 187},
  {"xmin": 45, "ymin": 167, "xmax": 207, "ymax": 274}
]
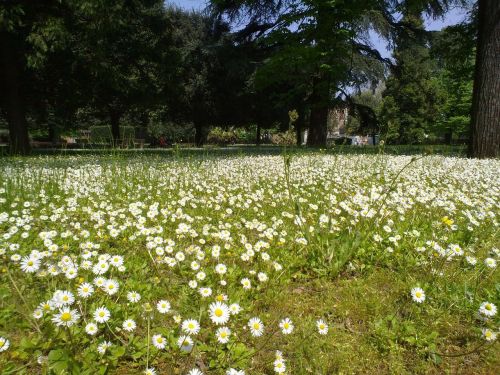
[
  {"xmin": 89, "ymin": 126, "xmax": 113, "ymax": 143},
  {"xmin": 89, "ymin": 126, "xmax": 136, "ymax": 145},
  {"xmin": 207, "ymin": 127, "xmax": 238, "ymax": 145},
  {"xmin": 271, "ymin": 129, "xmax": 296, "ymax": 145},
  {"xmin": 148, "ymin": 121, "xmax": 195, "ymax": 144}
]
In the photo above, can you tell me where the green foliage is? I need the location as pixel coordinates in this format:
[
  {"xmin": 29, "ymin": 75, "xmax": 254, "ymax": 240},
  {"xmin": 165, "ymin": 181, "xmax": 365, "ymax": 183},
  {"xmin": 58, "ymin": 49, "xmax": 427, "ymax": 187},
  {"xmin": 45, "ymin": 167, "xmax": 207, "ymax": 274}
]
[
  {"xmin": 380, "ymin": 12, "xmax": 446, "ymax": 144},
  {"xmin": 207, "ymin": 127, "xmax": 242, "ymax": 145},
  {"xmin": 89, "ymin": 126, "xmax": 135, "ymax": 143}
]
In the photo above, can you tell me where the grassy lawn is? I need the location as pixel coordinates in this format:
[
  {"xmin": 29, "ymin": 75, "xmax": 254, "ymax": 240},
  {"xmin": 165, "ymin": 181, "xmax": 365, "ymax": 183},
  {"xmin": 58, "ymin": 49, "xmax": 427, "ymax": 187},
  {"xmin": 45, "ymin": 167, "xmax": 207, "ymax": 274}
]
[{"xmin": 0, "ymin": 151, "xmax": 498, "ymax": 374}]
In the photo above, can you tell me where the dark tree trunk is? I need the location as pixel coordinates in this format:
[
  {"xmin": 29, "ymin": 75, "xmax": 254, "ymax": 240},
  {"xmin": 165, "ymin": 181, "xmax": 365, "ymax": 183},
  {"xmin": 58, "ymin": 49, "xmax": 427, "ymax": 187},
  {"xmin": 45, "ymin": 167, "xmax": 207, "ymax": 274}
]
[
  {"xmin": 48, "ymin": 123, "xmax": 58, "ymax": 144},
  {"xmin": 0, "ymin": 32, "xmax": 31, "ymax": 155},
  {"xmin": 255, "ymin": 123, "xmax": 261, "ymax": 145},
  {"xmin": 194, "ymin": 121, "xmax": 205, "ymax": 147},
  {"xmin": 110, "ymin": 111, "xmax": 121, "ymax": 147},
  {"xmin": 308, "ymin": 106, "xmax": 328, "ymax": 146},
  {"xmin": 444, "ymin": 131, "xmax": 452, "ymax": 145},
  {"xmin": 469, "ymin": 0, "xmax": 500, "ymax": 158},
  {"xmin": 296, "ymin": 120, "xmax": 301, "ymax": 146},
  {"xmin": 307, "ymin": 75, "xmax": 329, "ymax": 147},
  {"xmin": 296, "ymin": 105, "xmax": 305, "ymax": 146}
]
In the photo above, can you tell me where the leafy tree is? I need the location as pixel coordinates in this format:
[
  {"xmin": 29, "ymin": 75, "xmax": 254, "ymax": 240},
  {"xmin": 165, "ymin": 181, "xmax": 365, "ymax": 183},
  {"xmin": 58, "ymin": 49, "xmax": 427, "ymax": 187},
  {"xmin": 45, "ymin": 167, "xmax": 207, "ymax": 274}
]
[
  {"xmin": 431, "ymin": 22, "xmax": 475, "ymax": 143},
  {"xmin": 380, "ymin": 8, "xmax": 444, "ymax": 144},
  {"xmin": 0, "ymin": 1, "xmax": 68, "ymax": 154},
  {"xmin": 69, "ymin": 0, "xmax": 167, "ymax": 143},
  {"xmin": 211, "ymin": 0, "xmax": 387, "ymax": 146}
]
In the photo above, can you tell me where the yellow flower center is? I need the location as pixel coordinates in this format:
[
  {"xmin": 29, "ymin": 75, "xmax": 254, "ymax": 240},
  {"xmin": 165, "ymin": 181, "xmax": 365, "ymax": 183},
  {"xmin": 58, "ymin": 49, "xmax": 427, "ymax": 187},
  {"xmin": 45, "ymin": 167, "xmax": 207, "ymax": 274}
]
[
  {"xmin": 28, "ymin": 261, "xmax": 33, "ymax": 266},
  {"xmin": 61, "ymin": 312, "xmax": 72, "ymax": 321},
  {"xmin": 284, "ymin": 323, "xmax": 289, "ymax": 329},
  {"xmin": 99, "ymin": 312, "xmax": 105, "ymax": 317},
  {"xmin": 215, "ymin": 308, "xmax": 223, "ymax": 317},
  {"xmin": 253, "ymin": 323, "xmax": 260, "ymax": 330},
  {"xmin": 416, "ymin": 292, "xmax": 422, "ymax": 298},
  {"xmin": 189, "ymin": 323, "xmax": 194, "ymax": 329},
  {"xmin": 485, "ymin": 304, "xmax": 492, "ymax": 310}
]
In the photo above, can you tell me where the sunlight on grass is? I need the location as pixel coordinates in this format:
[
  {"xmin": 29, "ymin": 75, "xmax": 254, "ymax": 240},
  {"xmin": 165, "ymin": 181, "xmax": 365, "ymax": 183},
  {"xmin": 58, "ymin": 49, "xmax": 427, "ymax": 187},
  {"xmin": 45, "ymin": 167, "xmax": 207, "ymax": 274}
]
[{"xmin": 0, "ymin": 153, "xmax": 498, "ymax": 374}]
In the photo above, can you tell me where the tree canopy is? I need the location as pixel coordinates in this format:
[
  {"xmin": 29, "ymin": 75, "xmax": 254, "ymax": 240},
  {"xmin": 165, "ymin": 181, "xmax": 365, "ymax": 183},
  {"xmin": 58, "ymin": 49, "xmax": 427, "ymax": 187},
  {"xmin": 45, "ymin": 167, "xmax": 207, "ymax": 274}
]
[{"xmin": 0, "ymin": 0, "xmax": 497, "ymax": 157}]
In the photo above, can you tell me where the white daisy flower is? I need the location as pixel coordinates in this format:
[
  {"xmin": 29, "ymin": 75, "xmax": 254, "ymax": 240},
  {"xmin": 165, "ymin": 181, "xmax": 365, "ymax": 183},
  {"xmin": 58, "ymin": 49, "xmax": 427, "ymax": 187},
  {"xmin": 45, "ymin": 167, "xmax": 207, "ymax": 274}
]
[
  {"xmin": 77, "ymin": 283, "xmax": 94, "ymax": 298},
  {"xmin": 479, "ymin": 302, "xmax": 497, "ymax": 317},
  {"xmin": 85, "ymin": 322, "xmax": 99, "ymax": 335},
  {"xmin": 97, "ymin": 341, "xmax": 112, "ymax": 354},
  {"xmin": 152, "ymin": 334, "xmax": 167, "ymax": 350},
  {"xmin": 127, "ymin": 291, "xmax": 141, "ymax": 303},
  {"xmin": 216, "ymin": 326, "xmax": 231, "ymax": 344},
  {"xmin": 482, "ymin": 328, "xmax": 497, "ymax": 342},
  {"xmin": 199, "ymin": 287, "xmax": 212, "ymax": 298},
  {"xmin": 157, "ymin": 300, "xmax": 171, "ymax": 314},
  {"xmin": 274, "ymin": 359, "xmax": 286, "ymax": 373},
  {"xmin": 0, "ymin": 337, "xmax": 10, "ymax": 352},
  {"xmin": 177, "ymin": 335, "xmax": 193, "ymax": 352},
  {"xmin": 248, "ymin": 317, "xmax": 264, "ymax": 337},
  {"xmin": 215, "ymin": 263, "xmax": 227, "ymax": 274},
  {"xmin": 241, "ymin": 278, "xmax": 251, "ymax": 290},
  {"xmin": 53, "ymin": 290, "xmax": 75, "ymax": 307},
  {"xmin": 484, "ymin": 257, "xmax": 497, "ymax": 269},
  {"xmin": 103, "ymin": 279, "xmax": 119, "ymax": 295},
  {"xmin": 209, "ymin": 302, "xmax": 230, "ymax": 325},
  {"xmin": 279, "ymin": 318, "xmax": 294, "ymax": 334},
  {"xmin": 229, "ymin": 303, "xmax": 241, "ymax": 315},
  {"xmin": 20, "ymin": 256, "xmax": 40, "ymax": 273},
  {"xmin": 94, "ymin": 306, "xmax": 111, "ymax": 323},
  {"xmin": 316, "ymin": 319, "xmax": 328, "ymax": 335},
  {"xmin": 122, "ymin": 319, "xmax": 136, "ymax": 332},
  {"xmin": 411, "ymin": 287, "xmax": 426, "ymax": 303},
  {"xmin": 52, "ymin": 307, "xmax": 80, "ymax": 327},
  {"xmin": 181, "ymin": 319, "xmax": 200, "ymax": 335}
]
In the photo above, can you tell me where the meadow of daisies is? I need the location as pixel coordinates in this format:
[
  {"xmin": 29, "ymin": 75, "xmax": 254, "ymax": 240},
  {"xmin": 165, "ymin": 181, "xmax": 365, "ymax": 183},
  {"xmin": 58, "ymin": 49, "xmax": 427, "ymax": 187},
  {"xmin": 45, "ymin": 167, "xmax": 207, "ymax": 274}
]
[{"xmin": 0, "ymin": 152, "xmax": 498, "ymax": 374}]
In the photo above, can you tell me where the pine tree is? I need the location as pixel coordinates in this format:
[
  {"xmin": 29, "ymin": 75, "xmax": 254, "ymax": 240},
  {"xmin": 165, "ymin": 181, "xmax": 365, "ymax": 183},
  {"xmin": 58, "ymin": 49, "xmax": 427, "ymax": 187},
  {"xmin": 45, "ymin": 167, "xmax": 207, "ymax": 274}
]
[{"xmin": 380, "ymin": 8, "xmax": 444, "ymax": 144}]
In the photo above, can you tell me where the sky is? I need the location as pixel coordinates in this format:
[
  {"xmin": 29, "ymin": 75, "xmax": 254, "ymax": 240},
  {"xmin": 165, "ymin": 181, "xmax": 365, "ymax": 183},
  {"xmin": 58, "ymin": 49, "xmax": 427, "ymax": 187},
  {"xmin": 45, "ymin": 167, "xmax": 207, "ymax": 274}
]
[{"xmin": 167, "ymin": 0, "xmax": 470, "ymax": 58}]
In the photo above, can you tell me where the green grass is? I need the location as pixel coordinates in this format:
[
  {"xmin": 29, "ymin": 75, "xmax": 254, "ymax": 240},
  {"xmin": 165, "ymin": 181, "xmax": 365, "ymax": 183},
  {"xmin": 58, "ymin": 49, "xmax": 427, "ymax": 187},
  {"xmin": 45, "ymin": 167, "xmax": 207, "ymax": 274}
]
[
  {"xmin": 0, "ymin": 151, "xmax": 497, "ymax": 374},
  {"xmin": 1, "ymin": 143, "xmax": 467, "ymax": 158}
]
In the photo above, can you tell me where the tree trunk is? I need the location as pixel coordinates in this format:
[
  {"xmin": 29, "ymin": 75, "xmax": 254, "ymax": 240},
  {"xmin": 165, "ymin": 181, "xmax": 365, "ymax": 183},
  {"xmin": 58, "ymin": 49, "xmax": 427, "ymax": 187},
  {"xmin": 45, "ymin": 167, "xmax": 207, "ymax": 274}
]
[
  {"xmin": 444, "ymin": 131, "xmax": 452, "ymax": 145},
  {"xmin": 255, "ymin": 123, "xmax": 261, "ymax": 145},
  {"xmin": 0, "ymin": 32, "xmax": 31, "ymax": 155},
  {"xmin": 308, "ymin": 106, "xmax": 328, "ymax": 146},
  {"xmin": 469, "ymin": 0, "xmax": 500, "ymax": 158},
  {"xmin": 296, "ymin": 105, "xmax": 305, "ymax": 146},
  {"xmin": 110, "ymin": 111, "xmax": 121, "ymax": 147},
  {"xmin": 194, "ymin": 121, "xmax": 205, "ymax": 147},
  {"xmin": 296, "ymin": 120, "xmax": 301, "ymax": 146},
  {"xmin": 48, "ymin": 122, "xmax": 57, "ymax": 144},
  {"xmin": 307, "ymin": 75, "xmax": 329, "ymax": 147}
]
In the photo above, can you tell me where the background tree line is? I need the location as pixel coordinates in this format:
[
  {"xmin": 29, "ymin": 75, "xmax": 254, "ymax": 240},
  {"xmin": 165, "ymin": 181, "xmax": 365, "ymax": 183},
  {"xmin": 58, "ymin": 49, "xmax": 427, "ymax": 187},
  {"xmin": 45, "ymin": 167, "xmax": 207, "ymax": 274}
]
[{"xmin": 0, "ymin": 0, "xmax": 498, "ymax": 157}]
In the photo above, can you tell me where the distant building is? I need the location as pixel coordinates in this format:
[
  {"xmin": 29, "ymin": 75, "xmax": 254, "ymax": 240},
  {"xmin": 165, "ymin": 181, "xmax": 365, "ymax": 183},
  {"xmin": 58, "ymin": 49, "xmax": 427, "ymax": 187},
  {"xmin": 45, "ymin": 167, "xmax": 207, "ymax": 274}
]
[{"xmin": 327, "ymin": 106, "xmax": 349, "ymax": 138}]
